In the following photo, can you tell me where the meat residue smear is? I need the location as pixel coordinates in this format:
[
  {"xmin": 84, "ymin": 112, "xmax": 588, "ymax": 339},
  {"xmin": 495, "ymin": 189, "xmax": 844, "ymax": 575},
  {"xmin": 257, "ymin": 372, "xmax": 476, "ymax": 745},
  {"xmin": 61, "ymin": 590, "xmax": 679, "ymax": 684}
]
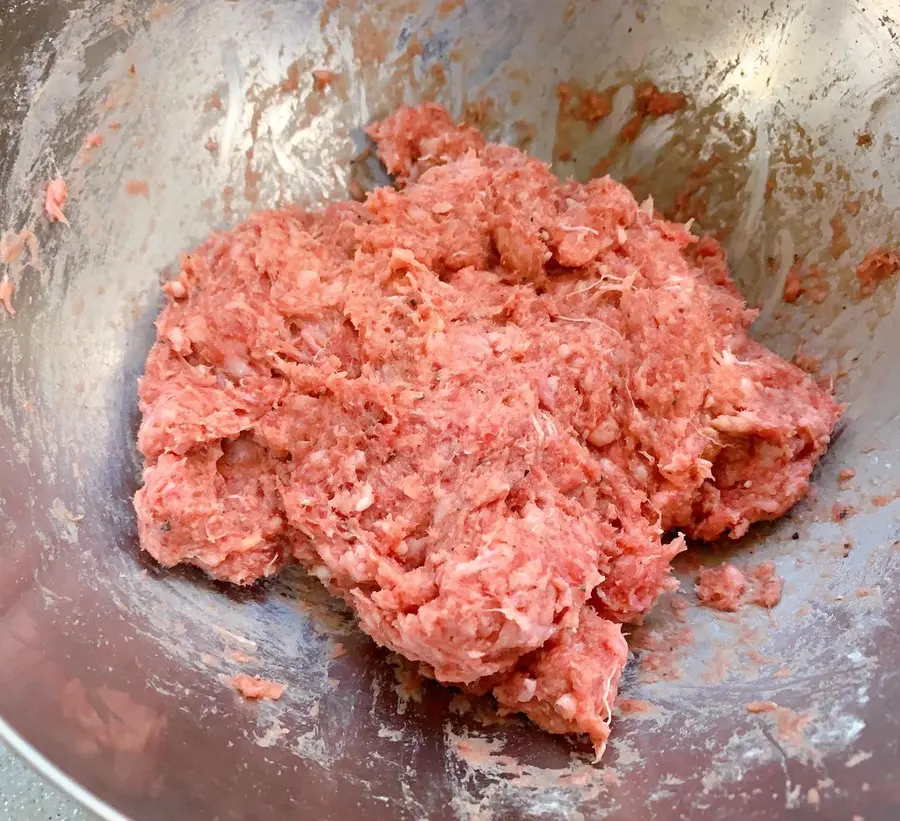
[
  {"xmin": 619, "ymin": 82, "xmax": 687, "ymax": 143},
  {"xmin": 45, "ymin": 176, "xmax": 70, "ymax": 225},
  {"xmin": 134, "ymin": 103, "xmax": 841, "ymax": 758},
  {"xmin": 232, "ymin": 674, "xmax": 285, "ymax": 701}
]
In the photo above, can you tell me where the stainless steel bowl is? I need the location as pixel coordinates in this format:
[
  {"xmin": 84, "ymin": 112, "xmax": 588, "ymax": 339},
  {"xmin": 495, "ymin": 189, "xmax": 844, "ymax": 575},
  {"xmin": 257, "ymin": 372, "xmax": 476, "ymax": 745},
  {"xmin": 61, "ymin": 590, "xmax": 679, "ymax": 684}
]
[{"xmin": 2, "ymin": 1, "xmax": 898, "ymax": 819}]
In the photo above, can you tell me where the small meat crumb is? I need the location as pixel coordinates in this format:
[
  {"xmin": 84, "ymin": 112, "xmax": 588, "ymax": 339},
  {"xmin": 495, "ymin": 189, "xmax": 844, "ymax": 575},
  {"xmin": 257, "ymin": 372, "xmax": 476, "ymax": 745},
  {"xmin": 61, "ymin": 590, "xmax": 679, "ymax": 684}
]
[
  {"xmin": 618, "ymin": 81, "xmax": 687, "ymax": 144},
  {"xmin": 746, "ymin": 700, "xmax": 778, "ymax": 713},
  {"xmin": 829, "ymin": 215, "xmax": 850, "ymax": 260},
  {"xmin": 696, "ymin": 562, "xmax": 782, "ymax": 611},
  {"xmin": 783, "ymin": 265, "xmax": 829, "ymax": 305},
  {"xmin": 281, "ymin": 63, "xmax": 300, "ymax": 93},
  {"xmin": 803, "ymin": 266, "xmax": 829, "ymax": 304},
  {"xmin": 749, "ymin": 561, "xmax": 783, "ymax": 608},
  {"xmin": 856, "ymin": 247, "xmax": 900, "ymax": 296},
  {"xmin": 232, "ymin": 674, "xmax": 285, "ymax": 701},
  {"xmin": 832, "ymin": 502, "xmax": 856, "ymax": 522},
  {"xmin": 636, "ymin": 82, "xmax": 687, "ymax": 116},
  {"xmin": 312, "ymin": 69, "xmax": 337, "ymax": 92},
  {"xmin": 0, "ymin": 279, "xmax": 15, "ymax": 316},
  {"xmin": 126, "ymin": 179, "xmax": 150, "ymax": 197},
  {"xmin": 783, "ymin": 268, "xmax": 802, "ymax": 303},
  {"xmin": 616, "ymin": 698, "xmax": 652, "ymax": 715},
  {"xmin": 230, "ymin": 650, "xmax": 251, "ymax": 664},
  {"xmin": 838, "ymin": 468, "xmax": 856, "ymax": 482},
  {"xmin": 856, "ymin": 132, "xmax": 873, "ymax": 147},
  {"xmin": 45, "ymin": 176, "xmax": 70, "ymax": 225},
  {"xmin": 556, "ymin": 82, "xmax": 614, "ymax": 126},
  {"xmin": 0, "ymin": 229, "xmax": 39, "ymax": 274},
  {"xmin": 84, "ymin": 133, "xmax": 104, "ymax": 149},
  {"xmin": 695, "ymin": 564, "xmax": 747, "ymax": 612}
]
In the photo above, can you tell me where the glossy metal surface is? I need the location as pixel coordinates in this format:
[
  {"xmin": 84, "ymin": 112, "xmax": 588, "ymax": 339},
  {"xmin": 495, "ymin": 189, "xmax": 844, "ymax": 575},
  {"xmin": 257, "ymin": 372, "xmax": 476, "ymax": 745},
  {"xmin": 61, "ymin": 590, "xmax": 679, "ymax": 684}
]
[{"xmin": 1, "ymin": 1, "xmax": 899, "ymax": 819}]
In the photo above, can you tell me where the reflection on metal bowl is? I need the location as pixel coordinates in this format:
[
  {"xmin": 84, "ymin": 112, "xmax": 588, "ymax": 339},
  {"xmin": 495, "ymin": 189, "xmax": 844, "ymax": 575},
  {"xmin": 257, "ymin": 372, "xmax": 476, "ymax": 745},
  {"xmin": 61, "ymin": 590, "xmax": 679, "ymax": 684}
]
[{"xmin": 1, "ymin": 1, "xmax": 898, "ymax": 819}]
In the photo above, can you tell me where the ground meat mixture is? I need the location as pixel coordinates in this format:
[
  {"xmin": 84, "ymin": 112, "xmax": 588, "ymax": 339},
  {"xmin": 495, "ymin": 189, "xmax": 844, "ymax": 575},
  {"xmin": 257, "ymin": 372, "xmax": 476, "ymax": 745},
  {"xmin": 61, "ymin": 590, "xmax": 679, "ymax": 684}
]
[{"xmin": 134, "ymin": 103, "xmax": 842, "ymax": 756}]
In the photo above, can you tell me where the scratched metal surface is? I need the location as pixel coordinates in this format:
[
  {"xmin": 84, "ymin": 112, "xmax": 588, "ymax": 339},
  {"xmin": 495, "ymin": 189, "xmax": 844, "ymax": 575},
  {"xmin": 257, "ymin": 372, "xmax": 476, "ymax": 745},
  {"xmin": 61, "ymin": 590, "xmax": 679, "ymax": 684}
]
[
  {"xmin": 0, "ymin": 1, "xmax": 898, "ymax": 819},
  {"xmin": 0, "ymin": 743, "xmax": 91, "ymax": 821}
]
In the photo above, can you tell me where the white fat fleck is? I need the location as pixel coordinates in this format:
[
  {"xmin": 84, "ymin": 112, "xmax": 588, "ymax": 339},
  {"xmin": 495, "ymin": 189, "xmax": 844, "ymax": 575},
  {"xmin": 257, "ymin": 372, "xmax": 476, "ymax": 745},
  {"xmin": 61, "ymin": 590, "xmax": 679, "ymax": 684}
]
[
  {"xmin": 354, "ymin": 483, "xmax": 374, "ymax": 512},
  {"xmin": 554, "ymin": 693, "xmax": 577, "ymax": 720}
]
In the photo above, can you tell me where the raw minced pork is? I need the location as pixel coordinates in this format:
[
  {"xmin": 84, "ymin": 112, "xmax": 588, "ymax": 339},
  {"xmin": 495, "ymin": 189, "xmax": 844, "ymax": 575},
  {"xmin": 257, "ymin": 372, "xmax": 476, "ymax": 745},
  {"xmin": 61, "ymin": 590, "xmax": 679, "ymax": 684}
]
[{"xmin": 134, "ymin": 103, "xmax": 841, "ymax": 756}]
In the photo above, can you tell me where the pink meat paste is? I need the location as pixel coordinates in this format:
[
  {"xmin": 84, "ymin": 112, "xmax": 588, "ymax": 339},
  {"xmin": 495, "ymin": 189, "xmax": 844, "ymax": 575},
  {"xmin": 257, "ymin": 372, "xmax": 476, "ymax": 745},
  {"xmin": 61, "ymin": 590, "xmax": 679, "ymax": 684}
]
[{"xmin": 134, "ymin": 103, "xmax": 841, "ymax": 755}]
